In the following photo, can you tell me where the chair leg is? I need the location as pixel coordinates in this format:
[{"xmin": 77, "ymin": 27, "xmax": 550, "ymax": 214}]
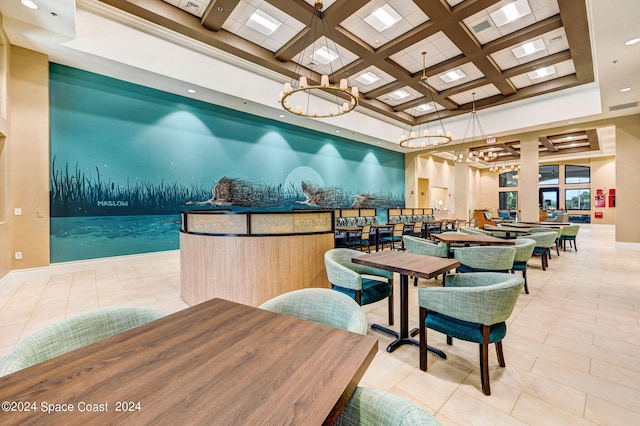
[
  {"xmin": 446, "ymin": 336, "xmax": 453, "ymax": 345},
  {"xmin": 496, "ymin": 341, "xmax": 505, "ymax": 367},
  {"xmin": 419, "ymin": 307, "xmax": 428, "ymax": 371},
  {"xmin": 541, "ymin": 252, "xmax": 547, "ymax": 271},
  {"xmin": 523, "ymin": 268, "xmax": 529, "ymax": 294},
  {"xmin": 480, "ymin": 325, "xmax": 491, "ymax": 395},
  {"xmin": 387, "ymin": 282, "xmax": 394, "ymax": 326}
]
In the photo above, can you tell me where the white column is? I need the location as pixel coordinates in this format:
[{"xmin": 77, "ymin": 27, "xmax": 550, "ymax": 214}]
[
  {"xmin": 454, "ymin": 161, "xmax": 469, "ymax": 221},
  {"xmin": 519, "ymin": 139, "xmax": 540, "ymax": 222}
]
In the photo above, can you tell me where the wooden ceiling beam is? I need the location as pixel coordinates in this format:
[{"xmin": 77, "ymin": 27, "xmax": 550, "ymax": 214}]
[{"xmin": 201, "ymin": 0, "xmax": 241, "ymax": 31}]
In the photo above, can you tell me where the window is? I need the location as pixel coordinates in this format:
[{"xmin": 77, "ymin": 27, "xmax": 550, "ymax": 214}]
[
  {"xmin": 565, "ymin": 165, "xmax": 590, "ymax": 184},
  {"xmin": 498, "ymin": 171, "xmax": 518, "ymax": 187},
  {"xmin": 565, "ymin": 189, "xmax": 591, "ymax": 210},
  {"xmin": 499, "ymin": 191, "xmax": 518, "ymax": 210},
  {"xmin": 539, "ymin": 165, "xmax": 559, "ymax": 185}
]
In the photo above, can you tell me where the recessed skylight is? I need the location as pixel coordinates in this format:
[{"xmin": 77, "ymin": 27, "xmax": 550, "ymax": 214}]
[
  {"xmin": 311, "ymin": 46, "xmax": 339, "ymax": 65},
  {"xmin": 246, "ymin": 9, "xmax": 282, "ymax": 37},
  {"xmin": 489, "ymin": 0, "xmax": 532, "ymax": 27},
  {"xmin": 355, "ymin": 72, "xmax": 381, "ymax": 85},
  {"xmin": 364, "ymin": 4, "xmax": 402, "ymax": 32},
  {"xmin": 625, "ymin": 38, "xmax": 640, "ymax": 46},
  {"xmin": 439, "ymin": 69, "xmax": 466, "ymax": 83},
  {"xmin": 389, "ymin": 89, "xmax": 411, "ymax": 100},
  {"xmin": 511, "ymin": 39, "xmax": 546, "ymax": 58},
  {"xmin": 528, "ymin": 65, "xmax": 556, "ymax": 80},
  {"xmin": 20, "ymin": 0, "xmax": 39, "ymax": 10}
]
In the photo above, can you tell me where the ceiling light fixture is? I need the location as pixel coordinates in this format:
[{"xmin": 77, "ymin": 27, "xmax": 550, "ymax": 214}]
[
  {"xmin": 620, "ymin": 87, "xmax": 631, "ymax": 92},
  {"xmin": 455, "ymin": 93, "xmax": 491, "ymax": 164},
  {"xmin": 355, "ymin": 71, "xmax": 380, "ymax": 85},
  {"xmin": 512, "ymin": 39, "xmax": 546, "ymax": 58},
  {"xmin": 278, "ymin": 0, "xmax": 358, "ymax": 118},
  {"xmin": 399, "ymin": 52, "xmax": 453, "ymax": 149},
  {"xmin": 490, "ymin": 0, "xmax": 532, "ymax": 27},
  {"xmin": 246, "ymin": 9, "xmax": 282, "ymax": 36},
  {"xmin": 528, "ymin": 65, "xmax": 556, "ymax": 80},
  {"xmin": 20, "ymin": 0, "xmax": 39, "ymax": 10},
  {"xmin": 389, "ymin": 89, "xmax": 411, "ymax": 100},
  {"xmin": 439, "ymin": 69, "xmax": 466, "ymax": 83},
  {"xmin": 364, "ymin": 4, "xmax": 402, "ymax": 32},
  {"xmin": 625, "ymin": 38, "xmax": 640, "ymax": 46}
]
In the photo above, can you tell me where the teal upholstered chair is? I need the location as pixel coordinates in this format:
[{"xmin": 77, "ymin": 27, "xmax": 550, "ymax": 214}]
[
  {"xmin": 559, "ymin": 224, "xmax": 580, "ymax": 251},
  {"xmin": 0, "ymin": 307, "xmax": 165, "ymax": 377},
  {"xmin": 453, "ymin": 246, "xmax": 516, "ymax": 273},
  {"xmin": 324, "ymin": 248, "xmax": 394, "ymax": 336},
  {"xmin": 259, "ymin": 288, "xmax": 368, "ymax": 335},
  {"xmin": 418, "ymin": 273, "xmax": 524, "ymax": 395},
  {"xmin": 403, "ymin": 235, "xmax": 448, "ymax": 286},
  {"xmin": 518, "ymin": 231, "xmax": 558, "ymax": 270},
  {"xmin": 347, "ymin": 224, "xmax": 372, "ymax": 253},
  {"xmin": 459, "ymin": 226, "xmax": 493, "ymax": 236},
  {"xmin": 511, "ymin": 238, "xmax": 536, "ymax": 294},
  {"xmin": 380, "ymin": 223, "xmax": 405, "ymax": 250},
  {"xmin": 335, "ymin": 387, "xmax": 441, "ymax": 426}
]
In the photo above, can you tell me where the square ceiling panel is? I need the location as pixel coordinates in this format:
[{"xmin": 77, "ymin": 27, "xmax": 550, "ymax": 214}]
[
  {"xmin": 376, "ymin": 85, "xmax": 422, "ymax": 107},
  {"xmin": 351, "ymin": 66, "xmax": 397, "ymax": 93},
  {"xmin": 426, "ymin": 62, "xmax": 484, "ymax": 91},
  {"xmin": 340, "ymin": 0, "xmax": 429, "ymax": 48},
  {"xmin": 490, "ymin": 27, "xmax": 569, "ymax": 70},
  {"xmin": 463, "ymin": 0, "xmax": 560, "ymax": 45},
  {"xmin": 509, "ymin": 59, "xmax": 576, "ymax": 88},
  {"xmin": 290, "ymin": 36, "xmax": 359, "ymax": 77},
  {"xmin": 447, "ymin": 84, "xmax": 502, "ymax": 105},
  {"xmin": 389, "ymin": 31, "xmax": 462, "ymax": 74},
  {"xmin": 222, "ymin": 1, "xmax": 306, "ymax": 52},
  {"xmin": 402, "ymin": 99, "xmax": 446, "ymax": 117}
]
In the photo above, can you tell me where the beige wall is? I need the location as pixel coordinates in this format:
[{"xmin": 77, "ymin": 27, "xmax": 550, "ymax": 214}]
[
  {"xmin": 0, "ymin": 19, "xmax": 10, "ymax": 278},
  {"xmin": 6, "ymin": 45, "xmax": 50, "ymax": 270}
]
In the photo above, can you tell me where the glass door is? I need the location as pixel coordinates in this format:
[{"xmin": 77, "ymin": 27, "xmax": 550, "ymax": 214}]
[{"xmin": 539, "ymin": 188, "xmax": 559, "ymax": 210}]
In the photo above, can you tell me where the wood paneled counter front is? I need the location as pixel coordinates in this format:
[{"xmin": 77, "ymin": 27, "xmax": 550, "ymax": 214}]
[{"xmin": 180, "ymin": 210, "xmax": 335, "ymax": 306}]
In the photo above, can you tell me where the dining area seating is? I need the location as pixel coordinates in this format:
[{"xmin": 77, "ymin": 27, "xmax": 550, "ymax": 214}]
[
  {"xmin": 453, "ymin": 246, "xmax": 516, "ymax": 273},
  {"xmin": 0, "ymin": 306, "xmax": 165, "ymax": 377},
  {"xmin": 418, "ymin": 272, "xmax": 524, "ymax": 395},
  {"xmin": 324, "ymin": 248, "xmax": 395, "ymax": 337}
]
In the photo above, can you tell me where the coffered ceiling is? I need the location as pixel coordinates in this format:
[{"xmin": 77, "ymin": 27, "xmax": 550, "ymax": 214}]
[{"xmin": 98, "ymin": 0, "xmax": 594, "ymax": 127}]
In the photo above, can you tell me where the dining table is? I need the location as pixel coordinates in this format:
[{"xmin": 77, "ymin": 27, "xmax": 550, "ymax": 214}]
[
  {"xmin": 0, "ymin": 298, "xmax": 378, "ymax": 425},
  {"xmin": 431, "ymin": 233, "xmax": 515, "ymax": 257},
  {"xmin": 352, "ymin": 251, "xmax": 459, "ymax": 356},
  {"xmin": 483, "ymin": 224, "xmax": 533, "ymax": 239}
]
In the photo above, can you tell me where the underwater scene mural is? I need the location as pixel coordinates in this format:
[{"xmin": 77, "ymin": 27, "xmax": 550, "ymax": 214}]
[{"xmin": 49, "ymin": 64, "xmax": 404, "ymax": 262}]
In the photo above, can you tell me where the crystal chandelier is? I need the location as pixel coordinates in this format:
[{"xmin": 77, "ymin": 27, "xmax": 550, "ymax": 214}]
[
  {"xmin": 399, "ymin": 52, "xmax": 452, "ymax": 149},
  {"xmin": 278, "ymin": 0, "xmax": 358, "ymax": 118}
]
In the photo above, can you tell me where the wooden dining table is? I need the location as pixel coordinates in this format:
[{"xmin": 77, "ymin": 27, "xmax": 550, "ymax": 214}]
[
  {"xmin": 483, "ymin": 224, "xmax": 533, "ymax": 239},
  {"xmin": 352, "ymin": 251, "xmax": 459, "ymax": 356},
  {"xmin": 0, "ymin": 298, "xmax": 378, "ymax": 425},
  {"xmin": 431, "ymin": 233, "xmax": 515, "ymax": 257}
]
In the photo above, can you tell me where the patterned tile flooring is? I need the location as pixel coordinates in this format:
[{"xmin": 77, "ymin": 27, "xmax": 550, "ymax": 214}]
[{"xmin": 1, "ymin": 225, "xmax": 639, "ymax": 425}]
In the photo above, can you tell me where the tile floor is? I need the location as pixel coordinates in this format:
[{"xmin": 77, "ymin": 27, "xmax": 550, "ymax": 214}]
[{"xmin": 1, "ymin": 225, "xmax": 639, "ymax": 425}]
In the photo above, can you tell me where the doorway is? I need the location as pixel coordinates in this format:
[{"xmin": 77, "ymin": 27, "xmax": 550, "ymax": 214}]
[{"xmin": 539, "ymin": 187, "xmax": 559, "ymax": 211}]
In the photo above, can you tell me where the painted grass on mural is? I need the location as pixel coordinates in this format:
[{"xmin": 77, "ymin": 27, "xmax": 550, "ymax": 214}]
[{"xmin": 50, "ymin": 158, "xmax": 404, "ymax": 217}]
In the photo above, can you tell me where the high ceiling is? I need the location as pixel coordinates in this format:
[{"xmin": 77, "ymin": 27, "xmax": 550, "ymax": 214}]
[
  {"xmin": 99, "ymin": 0, "xmax": 594, "ymax": 127},
  {"xmin": 0, "ymin": 0, "xmax": 638, "ymax": 160}
]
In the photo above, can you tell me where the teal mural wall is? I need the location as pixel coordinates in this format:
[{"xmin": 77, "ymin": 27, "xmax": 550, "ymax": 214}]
[{"xmin": 49, "ymin": 64, "xmax": 405, "ymax": 262}]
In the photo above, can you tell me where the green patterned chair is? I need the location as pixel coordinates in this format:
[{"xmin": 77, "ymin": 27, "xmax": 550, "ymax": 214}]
[
  {"xmin": 459, "ymin": 226, "xmax": 493, "ymax": 236},
  {"xmin": 511, "ymin": 238, "xmax": 536, "ymax": 294},
  {"xmin": 0, "ymin": 307, "xmax": 165, "ymax": 377},
  {"xmin": 403, "ymin": 235, "xmax": 448, "ymax": 286},
  {"xmin": 453, "ymin": 246, "xmax": 516, "ymax": 273},
  {"xmin": 559, "ymin": 224, "xmax": 580, "ymax": 251},
  {"xmin": 259, "ymin": 288, "xmax": 368, "ymax": 335},
  {"xmin": 335, "ymin": 387, "xmax": 441, "ymax": 426},
  {"xmin": 418, "ymin": 272, "xmax": 524, "ymax": 395},
  {"xmin": 518, "ymin": 231, "xmax": 558, "ymax": 270},
  {"xmin": 324, "ymin": 248, "xmax": 394, "ymax": 337},
  {"xmin": 528, "ymin": 227, "xmax": 561, "ymax": 256}
]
